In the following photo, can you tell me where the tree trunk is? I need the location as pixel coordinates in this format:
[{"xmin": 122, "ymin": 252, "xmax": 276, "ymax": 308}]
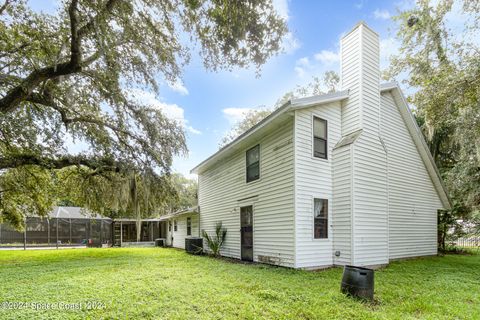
[
  {"xmin": 136, "ymin": 219, "xmax": 141, "ymax": 243},
  {"xmin": 131, "ymin": 173, "xmax": 141, "ymax": 242}
]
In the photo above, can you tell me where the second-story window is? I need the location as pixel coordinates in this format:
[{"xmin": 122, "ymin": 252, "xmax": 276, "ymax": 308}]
[
  {"xmin": 313, "ymin": 116, "xmax": 327, "ymax": 159},
  {"xmin": 246, "ymin": 145, "xmax": 260, "ymax": 183}
]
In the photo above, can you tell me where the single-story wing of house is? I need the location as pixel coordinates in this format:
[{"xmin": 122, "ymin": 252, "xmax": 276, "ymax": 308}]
[
  {"xmin": 159, "ymin": 207, "xmax": 200, "ymax": 249},
  {"xmin": 190, "ymin": 22, "xmax": 451, "ymax": 269}
]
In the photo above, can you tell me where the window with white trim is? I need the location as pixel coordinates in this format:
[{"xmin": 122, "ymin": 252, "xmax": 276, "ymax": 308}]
[
  {"xmin": 314, "ymin": 198, "xmax": 328, "ymax": 239},
  {"xmin": 313, "ymin": 117, "xmax": 327, "ymax": 159},
  {"xmin": 246, "ymin": 145, "xmax": 260, "ymax": 182}
]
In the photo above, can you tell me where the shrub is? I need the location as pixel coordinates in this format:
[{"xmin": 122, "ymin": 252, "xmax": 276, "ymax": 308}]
[{"xmin": 202, "ymin": 222, "xmax": 227, "ymax": 257}]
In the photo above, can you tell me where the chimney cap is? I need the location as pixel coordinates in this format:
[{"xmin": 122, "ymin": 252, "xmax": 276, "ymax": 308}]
[{"xmin": 342, "ymin": 21, "xmax": 379, "ymax": 40}]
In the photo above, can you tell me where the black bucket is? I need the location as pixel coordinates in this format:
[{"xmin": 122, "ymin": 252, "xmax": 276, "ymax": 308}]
[{"xmin": 341, "ymin": 265, "xmax": 374, "ymax": 301}]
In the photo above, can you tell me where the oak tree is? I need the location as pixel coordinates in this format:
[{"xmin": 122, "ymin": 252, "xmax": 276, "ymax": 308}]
[{"xmin": 0, "ymin": 0, "xmax": 287, "ymax": 227}]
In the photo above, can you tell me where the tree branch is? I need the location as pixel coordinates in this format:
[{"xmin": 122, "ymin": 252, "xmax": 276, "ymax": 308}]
[
  {"xmin": 0, "ymin": 0, "xmax": 11, "ymax": 15},
  {"xmin": 0, "ymin": 0, "xmax": 121, "ymax": 114},
  {"xmin": 0, "ymin": 153, "xmax": 125, "ymax": 172},
  {"xmin": 68, "ymin": 0, "xmax": 82, "ymax": 67},
  {"xmin": 77, "ymin": 0, "xmax": 119, "ymax": 38}
]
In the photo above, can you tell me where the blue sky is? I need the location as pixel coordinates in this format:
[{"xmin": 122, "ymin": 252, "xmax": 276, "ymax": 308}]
[
  {"xmin": 29, "ymin": 0, "xmax": 413, "ymax": 177},
  {"xmin": 167, "ymin": 0, "xmax": 409, "ymax": 177}
]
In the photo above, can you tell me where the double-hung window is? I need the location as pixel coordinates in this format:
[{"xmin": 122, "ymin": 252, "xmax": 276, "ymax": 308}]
[
  {"xmin": 314, "ymin": 198, "xmax": 328, "ymax": 239},
  {"xmin": 246, "ymin": 145, "xmax": 260, "ymax": 183},
  {"xmin": 174, "ymin": 220, "xmax": 178, "ymax": 232},
  {"xmin": 313, "ymin": 117, "xmax": 327, "ymax": 159}
]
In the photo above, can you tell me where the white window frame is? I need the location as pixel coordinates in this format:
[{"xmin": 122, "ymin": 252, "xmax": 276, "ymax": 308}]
[
  {"xmin": 246, "ymin": 144, "xmax": 261, "ymax": 184},
  {"xmin": 312, "ymin": 115, "xmax": 328, "ymax": 160},
  {"xmin": 312, "ymin": 198, "xmax": 329, "ymax": 240}
]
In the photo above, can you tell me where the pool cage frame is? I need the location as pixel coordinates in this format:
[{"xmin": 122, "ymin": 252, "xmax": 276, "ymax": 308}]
[{"xmin": 0, "ymin": 216, "xmax": 113, "ymax": 249}]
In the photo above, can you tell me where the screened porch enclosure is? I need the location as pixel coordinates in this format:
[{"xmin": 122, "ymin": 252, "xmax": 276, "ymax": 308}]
[
  {"xmin": 113, "ymin": 219, "xmax": 167, "ymax": 246},
  {"xmin": 0, "ymin": 216, "xmax": 112, "ymax": 247}
]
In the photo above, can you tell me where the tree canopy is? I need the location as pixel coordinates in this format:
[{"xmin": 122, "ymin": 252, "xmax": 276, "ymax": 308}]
[{"xmin": 0, "ymin": 0, "xmax": 287, "ymax": 228}]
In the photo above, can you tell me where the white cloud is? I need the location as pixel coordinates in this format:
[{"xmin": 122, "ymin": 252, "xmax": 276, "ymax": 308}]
[
  {"xmin": 314, "ymin": 50, "xmax": 340, "ymax": 65},
  {"xmin": 168, "ymin": 79, "xmax": 189, "ymax": 95},
  {"xmin": 127, "ymin": 89, "xmax": 201, "ymax": 134},
  {"xmin": 271, "ymin": 0, "xmax": 301, "ymax": 54},
  {"xmin": 373, "ymin": 9, "xmax": 391, "ymax": 20},
  {"xmin": 354, "ymin": 0, "xmax": 364, "ymax": 9},
  {"xmin": 272, "ymin": 0, "xmax": 289, "ymax": 21},
  {"xmin": 380, "ymin": 37, "xmax": 400, "ymax": 69},
  {"xmin": 282, "ymin": 32, "xmax": 301, "ymax": 54},
  {"xmin": 293, "ymin": 49, "xmax": 340, "ymax": 79},
  {"xmin": 294, "ymin": 66, "xmax": 306, "ymax": 78},
  {"xmin": 294, "ymin": 57, "xmax": 310, "ymax": 77},
  {"xmin": 186, "ymin": 126, "xmax": 202, "ymax": 135},
  {"xmin": 222, "ymin": 107, "xmax": 252, "ymax": 124},
  {"xmin": 297, "ymin": 57, "xmax": 309, "ymax": 67}
]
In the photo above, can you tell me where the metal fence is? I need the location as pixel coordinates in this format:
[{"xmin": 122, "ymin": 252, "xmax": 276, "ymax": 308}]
[
  {"xmin": 454, "ymin": 237, "xmax": 480, "ymax": 248},
  {"xmin": 0, "ymin": 217, "xmax": 113, "ymax": 248}
]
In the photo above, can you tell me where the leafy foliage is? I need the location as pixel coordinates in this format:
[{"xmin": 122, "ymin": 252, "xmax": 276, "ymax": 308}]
[
  {"xmin": 202, "ymin": 221, "xmax": 227, "ymax": 257},
  {"xmin": 170, "ymin": 173, "xmax": 198, "ymax": 212},
  {"xmin": 389, "ymin": 0, "xmax": 480, "ymax": 247},
  {"xmin": 219, "ymin": 108, "xmax": 272, "ymax": 148},
  {"xmin": 0, "ymin": 0, "xmax": 287, "ymax": 228}
]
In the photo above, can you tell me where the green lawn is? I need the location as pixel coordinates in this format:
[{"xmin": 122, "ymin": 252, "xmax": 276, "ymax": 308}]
[{"xmin": 0, "ymin": 248, "xmax": 479, "ymax": 319}]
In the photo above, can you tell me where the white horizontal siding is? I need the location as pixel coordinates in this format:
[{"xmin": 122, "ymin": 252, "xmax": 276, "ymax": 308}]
[
  {"xmin": 332, "ymin": 145, "xmax": 353, "ymax": 265},
  {"xmin": 342, "ymin": 22, "xmax": 388, "ymax": 267},
  {"xmin": 294, "ymin": 102, "xmax": 342, "ymax": 268},
  {"xmin": 198, "ymin": 119, "xmax": 295, "ymax": 267},
  {"xmin": 352, "ymin": 134, "xmax": 388, "ymax": 266},
  {"xmin": 166, "ymin": 214, "xmax": 199, "ymax": 249},
  {"xmin": 341, "ymin": 26, "xmax": 362, "ymax": 135},
  {"xmin": 381, "ymin": 92, "xmax": 441, "ymax": 259}
]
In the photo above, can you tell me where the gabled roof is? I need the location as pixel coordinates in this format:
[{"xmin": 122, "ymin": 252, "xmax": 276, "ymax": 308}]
[
  {"xmin": 46, "ymin": 207, "xmax": 110, "ymax": 220},
  {"xmin": 191, "ymin": 82, "xmax": 451, "ymax": 209},
  {"xmin": 380, "ymin": 82, "xmax": 451, "ymax": 209},
  {"xmin": 191, "ymin": 90, "xmax": 350, "ymax": 174},
  {"xmin": 159, "ymin": 206, "xmax": 199, "ymax": 221}
]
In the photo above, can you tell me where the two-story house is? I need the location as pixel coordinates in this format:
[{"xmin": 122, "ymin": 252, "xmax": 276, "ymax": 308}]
[{"xmin": 191, "ymin": 22, "xmax": 450, "ymax": 269}]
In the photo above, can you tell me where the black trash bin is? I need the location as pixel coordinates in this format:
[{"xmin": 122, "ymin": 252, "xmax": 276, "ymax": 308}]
[
  {"xmin": 341, "ymin": 265, "xmax": 374, "ymax": 301},
  {"xmin": 185, "ymin": 237, "xmax": 203, "ymax": 254}
]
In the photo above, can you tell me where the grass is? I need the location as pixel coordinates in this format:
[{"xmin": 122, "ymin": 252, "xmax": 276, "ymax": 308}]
[{"xmin": 0, "ymin": 248, "xmax": 479, "ymax": 319}]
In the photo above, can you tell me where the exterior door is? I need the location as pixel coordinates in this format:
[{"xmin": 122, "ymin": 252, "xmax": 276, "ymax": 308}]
[{"xmin": 240, "ymin": 206, "xmax": 253, "ymax": 261}]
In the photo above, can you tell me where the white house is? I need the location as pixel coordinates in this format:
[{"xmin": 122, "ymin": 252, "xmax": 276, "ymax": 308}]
[
  {"xmin": 191, "ymin": 22, "xmax": 451, "ymax": 269},
  {"xmin": 160, "ymin": 207, "xmax": 200, "ymax": 249}
]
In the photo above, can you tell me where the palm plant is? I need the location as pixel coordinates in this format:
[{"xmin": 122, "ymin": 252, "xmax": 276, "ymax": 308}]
[{"xmin": 202, "ymin": 222, "xmax": 227, "ymax": 257}]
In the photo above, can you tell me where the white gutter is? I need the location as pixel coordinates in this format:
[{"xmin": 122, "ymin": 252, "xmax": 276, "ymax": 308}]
[{"xmin": 191, "ymin": 89, "xmax": 350, "ymax": 174}]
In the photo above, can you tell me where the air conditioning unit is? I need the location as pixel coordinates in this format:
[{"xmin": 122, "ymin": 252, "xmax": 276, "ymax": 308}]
[
  {"xmin": 185, "ymin": 237, "xmax": 203, "ymax": 254},
  {"xmin": 154, "ymin": 238, "xmax": 166, "ymax": 247}
]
